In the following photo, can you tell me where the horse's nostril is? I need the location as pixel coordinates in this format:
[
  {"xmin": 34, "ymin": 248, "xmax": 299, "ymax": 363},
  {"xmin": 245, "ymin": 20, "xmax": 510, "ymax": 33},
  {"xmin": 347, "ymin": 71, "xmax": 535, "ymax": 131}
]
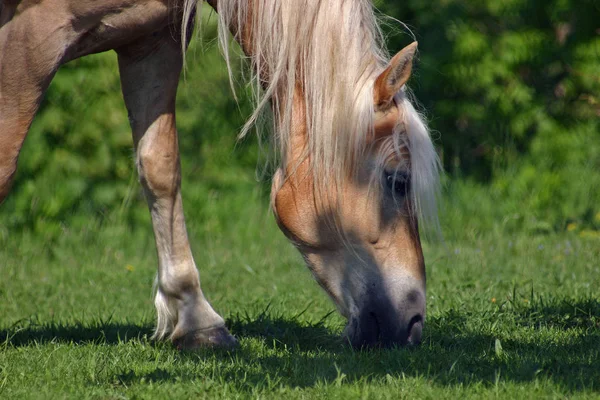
[{"xmin": 406, "ymin": 314, "xmax": 423, "ymax": 345}]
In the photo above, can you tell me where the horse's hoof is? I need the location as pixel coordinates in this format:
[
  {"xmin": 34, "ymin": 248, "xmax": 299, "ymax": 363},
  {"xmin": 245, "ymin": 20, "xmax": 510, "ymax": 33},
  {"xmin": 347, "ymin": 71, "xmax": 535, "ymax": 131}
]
[{"xmin": 174, "ymin": 326, "xmax": 239, "ymax": 350}]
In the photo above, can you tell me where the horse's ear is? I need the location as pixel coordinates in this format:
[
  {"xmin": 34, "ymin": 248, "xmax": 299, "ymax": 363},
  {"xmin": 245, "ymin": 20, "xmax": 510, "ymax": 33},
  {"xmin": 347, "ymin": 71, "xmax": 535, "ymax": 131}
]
[{"xmin": 374, "ymin": 41, "xmax": 418, "ymax": 110}]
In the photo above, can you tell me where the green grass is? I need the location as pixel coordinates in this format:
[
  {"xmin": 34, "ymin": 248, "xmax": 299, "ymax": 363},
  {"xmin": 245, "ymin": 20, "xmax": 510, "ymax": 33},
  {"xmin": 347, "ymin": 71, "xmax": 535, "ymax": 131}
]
[
  {"xmin": 2, "ymin": 4, "xmax": 598, "ymax": 397},
  {"xmin": 1, "ymin": 179, "xmax": 600, "ymax": 399}
]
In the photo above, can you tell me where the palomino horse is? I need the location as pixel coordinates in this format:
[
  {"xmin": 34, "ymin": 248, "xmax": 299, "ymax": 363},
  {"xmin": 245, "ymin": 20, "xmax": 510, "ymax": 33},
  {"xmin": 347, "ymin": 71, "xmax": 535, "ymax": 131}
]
[{"xmin": 0, "ymin": 0, "xmax": 440, "ymax": 349}]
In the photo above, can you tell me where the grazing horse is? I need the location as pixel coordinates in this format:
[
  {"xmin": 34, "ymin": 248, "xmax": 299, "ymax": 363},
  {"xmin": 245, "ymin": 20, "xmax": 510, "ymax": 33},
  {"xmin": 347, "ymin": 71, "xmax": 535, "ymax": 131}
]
[{"xmin": 0, "ymin": 0, "xmax": 440, "ymax": 349}]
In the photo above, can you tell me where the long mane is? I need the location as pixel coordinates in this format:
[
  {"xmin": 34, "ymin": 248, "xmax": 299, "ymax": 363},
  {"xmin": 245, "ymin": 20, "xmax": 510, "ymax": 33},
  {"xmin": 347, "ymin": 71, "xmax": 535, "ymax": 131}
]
[{"xmin": 184, "ymin": 0, "xmax": 440, "ymax": 233}]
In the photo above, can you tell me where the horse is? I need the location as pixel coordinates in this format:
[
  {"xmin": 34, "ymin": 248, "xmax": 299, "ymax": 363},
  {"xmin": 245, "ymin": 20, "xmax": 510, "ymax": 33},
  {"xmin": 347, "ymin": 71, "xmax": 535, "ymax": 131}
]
[{"xmin": 0, "ymin": 0, "xmax": 440, "ymax": 349}]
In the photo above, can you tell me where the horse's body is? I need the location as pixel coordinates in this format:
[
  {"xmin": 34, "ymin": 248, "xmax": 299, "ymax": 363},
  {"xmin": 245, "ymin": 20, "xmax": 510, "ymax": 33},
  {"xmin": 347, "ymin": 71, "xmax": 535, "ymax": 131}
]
[{"xmin": 0, "ymin": 0, "xmax": 440, "ymax": 348}]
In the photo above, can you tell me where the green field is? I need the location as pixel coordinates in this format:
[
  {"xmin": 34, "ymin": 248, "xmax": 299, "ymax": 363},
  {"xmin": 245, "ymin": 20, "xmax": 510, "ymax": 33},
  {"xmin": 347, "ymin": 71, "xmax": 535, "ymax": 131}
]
[
  {"xmin": 1, "ymin": 1, "xmax": 599, "ymax": 398},
  {"xmin": 2, "ymin": 178, "xmax": 599, "ymax": 398}
]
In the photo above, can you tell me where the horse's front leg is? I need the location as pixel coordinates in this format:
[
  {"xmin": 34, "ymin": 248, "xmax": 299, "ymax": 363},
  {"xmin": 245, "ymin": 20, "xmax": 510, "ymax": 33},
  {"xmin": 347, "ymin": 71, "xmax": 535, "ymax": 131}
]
[{"xmin": 117, "ymin": 26, "xmax": 237, "ymax": 349}]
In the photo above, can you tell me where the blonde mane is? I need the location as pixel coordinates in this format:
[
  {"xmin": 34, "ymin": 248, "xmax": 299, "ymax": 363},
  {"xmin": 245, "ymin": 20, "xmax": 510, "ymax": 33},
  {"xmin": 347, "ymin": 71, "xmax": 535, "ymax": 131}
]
[{"xmin": 184, "ymin": 0, "xmax": 440, "ymax": 233}]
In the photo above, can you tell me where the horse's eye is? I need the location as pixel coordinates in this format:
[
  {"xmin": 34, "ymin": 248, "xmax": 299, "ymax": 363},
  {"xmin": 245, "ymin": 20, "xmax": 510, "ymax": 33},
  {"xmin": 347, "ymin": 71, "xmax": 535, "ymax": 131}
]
[{"xmin": 384, "ymin": 171, "xmax": 410, "ymax": 197}]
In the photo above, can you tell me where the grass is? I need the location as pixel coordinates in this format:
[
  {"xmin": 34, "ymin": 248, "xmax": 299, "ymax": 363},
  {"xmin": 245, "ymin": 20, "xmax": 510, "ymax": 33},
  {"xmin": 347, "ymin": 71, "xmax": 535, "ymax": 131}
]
[
  {"xmin": 1, "ymin": 178, "xmax": 599, "ymax": 399},
  {"xmin": 1, "ymin": 10, "xmax": 598, "ymax": 396}
]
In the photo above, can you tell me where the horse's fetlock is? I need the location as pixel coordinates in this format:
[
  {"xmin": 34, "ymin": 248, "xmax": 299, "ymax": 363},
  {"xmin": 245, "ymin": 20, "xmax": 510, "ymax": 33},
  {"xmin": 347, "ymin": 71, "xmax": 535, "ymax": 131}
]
[{"xmin": 159, "ymin": 268, "xmax": 200, "ymax": 299}]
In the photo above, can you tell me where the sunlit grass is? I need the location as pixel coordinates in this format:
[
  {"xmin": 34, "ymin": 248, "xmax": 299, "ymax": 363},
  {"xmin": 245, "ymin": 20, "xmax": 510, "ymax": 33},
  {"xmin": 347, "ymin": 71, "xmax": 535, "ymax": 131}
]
[
  {"xmin": 1, "ymin": 6, "xmax": 599, "ymax": 398},
  {"xmin": 1, "ymin": 181, "xmax": 599, "ymax": 398}
]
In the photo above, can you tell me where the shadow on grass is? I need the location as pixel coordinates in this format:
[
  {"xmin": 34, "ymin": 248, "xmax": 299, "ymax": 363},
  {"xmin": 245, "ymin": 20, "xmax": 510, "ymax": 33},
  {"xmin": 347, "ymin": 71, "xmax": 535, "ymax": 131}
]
[
  {"xmin": 0, "ymin": 319, "xmax": 153, "ymax": 346},
  {"xmin": 2, "ymin": 297, "xmax": 599, "ymax": 393}
]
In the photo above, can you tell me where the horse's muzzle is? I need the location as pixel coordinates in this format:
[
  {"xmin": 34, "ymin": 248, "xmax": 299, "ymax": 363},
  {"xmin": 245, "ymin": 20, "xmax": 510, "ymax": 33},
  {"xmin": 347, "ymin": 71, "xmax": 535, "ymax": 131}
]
[{"xmin": 345, "ymin": 287, "xmax": 425, "ymax": 348}]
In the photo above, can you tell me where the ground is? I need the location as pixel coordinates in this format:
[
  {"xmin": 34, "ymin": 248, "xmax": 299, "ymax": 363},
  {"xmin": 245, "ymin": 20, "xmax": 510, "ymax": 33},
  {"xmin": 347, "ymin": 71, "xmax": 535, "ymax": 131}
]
[{"xmin": 1, "ymin": 183, "xmax": 599, "ymax": 399}]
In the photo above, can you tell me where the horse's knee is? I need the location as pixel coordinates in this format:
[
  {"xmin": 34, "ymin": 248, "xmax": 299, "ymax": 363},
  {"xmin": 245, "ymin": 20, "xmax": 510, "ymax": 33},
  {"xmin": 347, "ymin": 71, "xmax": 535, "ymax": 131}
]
[
  {"xmin": 136, "ymin": 128, "xmax": 181, "ymax": 197},
  {"xmin": 137, "ymin": 151, "xmax": 180, "ymax": 197}
]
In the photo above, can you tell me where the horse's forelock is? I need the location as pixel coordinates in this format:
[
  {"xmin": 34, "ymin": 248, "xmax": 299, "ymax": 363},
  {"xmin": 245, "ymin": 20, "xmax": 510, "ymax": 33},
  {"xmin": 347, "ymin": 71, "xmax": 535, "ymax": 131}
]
[{"xmin": 398, "ymin": 93, "xmax": 442, "ymax": 237}]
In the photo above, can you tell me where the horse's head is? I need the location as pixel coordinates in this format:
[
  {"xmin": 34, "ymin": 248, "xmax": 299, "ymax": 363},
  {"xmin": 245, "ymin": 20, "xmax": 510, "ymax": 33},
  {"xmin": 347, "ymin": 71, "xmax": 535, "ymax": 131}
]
[{"xmin": 272, "ymin": 42, "xmax": 438, "ymax": 348}]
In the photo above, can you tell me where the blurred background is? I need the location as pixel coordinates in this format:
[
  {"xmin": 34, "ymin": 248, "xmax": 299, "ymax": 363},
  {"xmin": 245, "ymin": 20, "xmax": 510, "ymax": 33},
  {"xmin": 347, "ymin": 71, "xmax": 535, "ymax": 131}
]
[{"xmin": 1, "ymin": 0, "xmax": 598, "ymax": 241}]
